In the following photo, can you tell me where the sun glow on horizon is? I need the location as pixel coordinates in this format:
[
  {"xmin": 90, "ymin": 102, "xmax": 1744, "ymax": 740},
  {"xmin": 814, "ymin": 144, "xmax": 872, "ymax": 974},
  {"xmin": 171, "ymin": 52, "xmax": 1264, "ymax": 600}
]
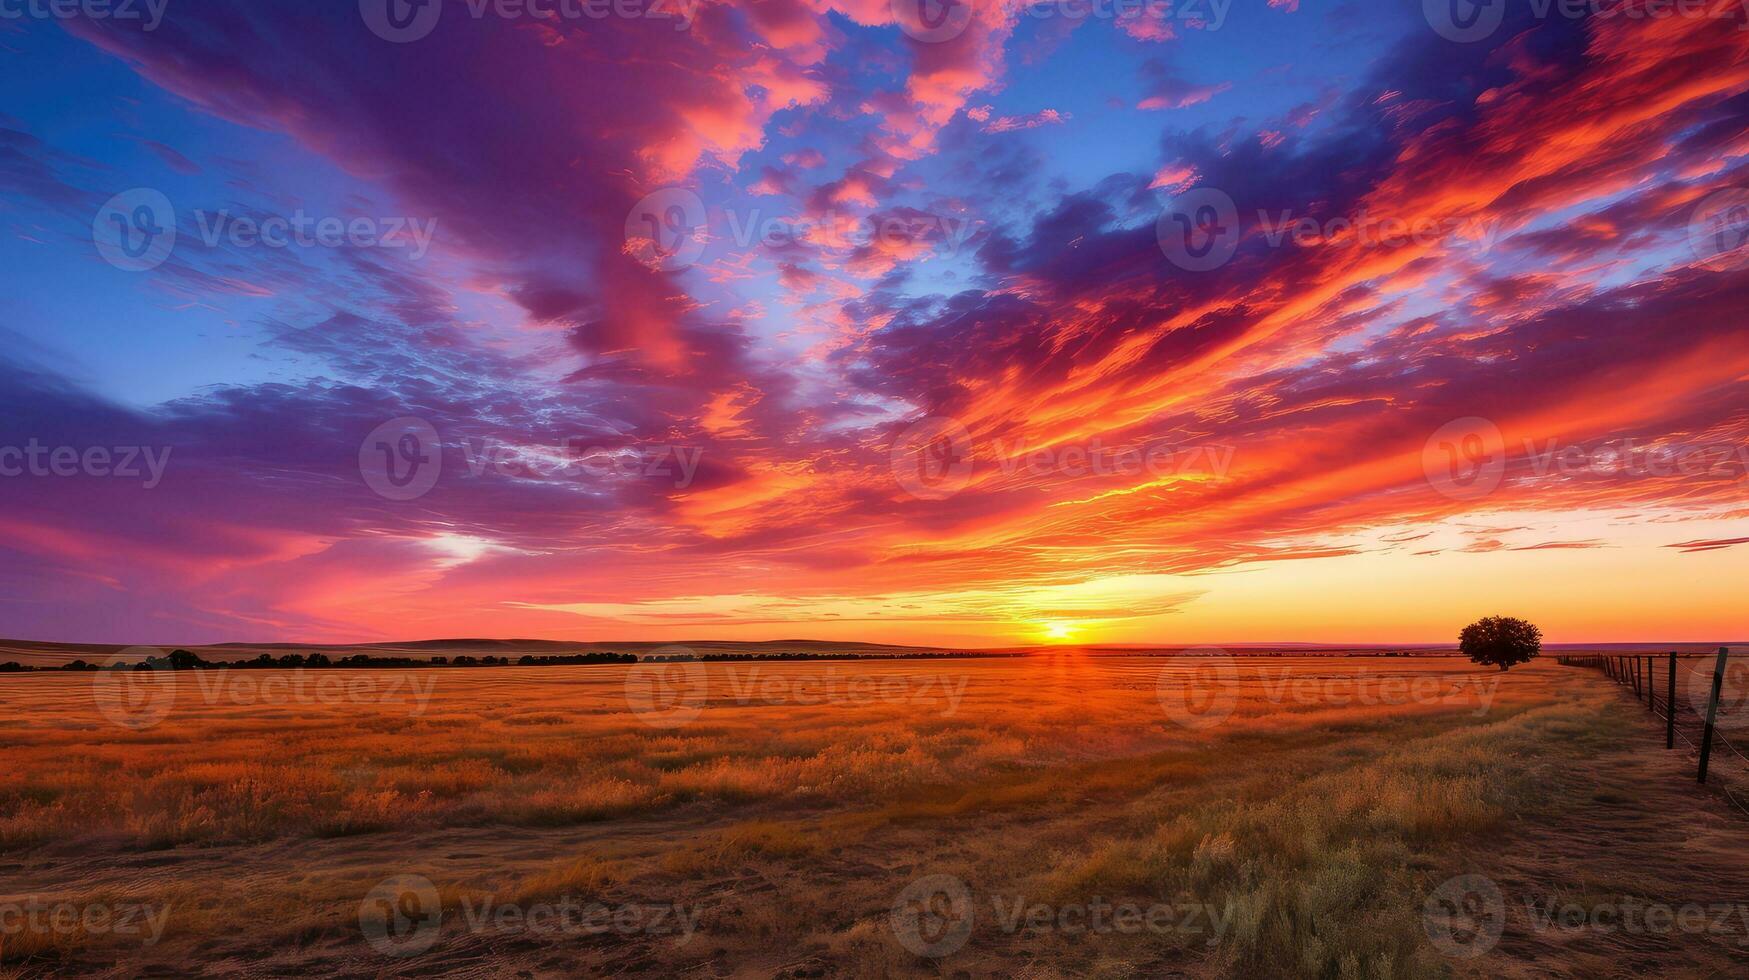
[{"xmin": 1042, "ymin": 621, "xmax": 1082, "ymax": 643}]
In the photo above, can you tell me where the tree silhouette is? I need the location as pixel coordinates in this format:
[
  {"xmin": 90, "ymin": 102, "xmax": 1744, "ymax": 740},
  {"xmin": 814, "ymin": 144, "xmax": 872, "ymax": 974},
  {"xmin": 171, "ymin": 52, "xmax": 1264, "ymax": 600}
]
[{"xmin": 1459, "ymin": 616, "xmax": 1542, "ymax": 671}]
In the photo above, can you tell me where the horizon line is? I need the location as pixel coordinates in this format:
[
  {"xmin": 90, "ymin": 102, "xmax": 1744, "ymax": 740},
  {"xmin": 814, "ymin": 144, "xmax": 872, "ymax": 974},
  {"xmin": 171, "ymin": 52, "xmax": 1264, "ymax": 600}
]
[{"xmin": 4, "ymin": 635, "xmax": 1744, "ymax": 651}]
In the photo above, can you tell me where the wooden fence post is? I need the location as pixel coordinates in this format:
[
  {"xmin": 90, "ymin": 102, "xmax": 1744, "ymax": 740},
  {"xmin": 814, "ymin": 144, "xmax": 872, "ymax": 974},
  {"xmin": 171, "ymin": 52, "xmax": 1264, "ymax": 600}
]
[
  {"xmin": 1667, "ymin": 653, "xmax": 1677, "ymax": 749},
  {"xmin": 1699, "ymin": 647, "xmax": 1730, "ymax": 784}
]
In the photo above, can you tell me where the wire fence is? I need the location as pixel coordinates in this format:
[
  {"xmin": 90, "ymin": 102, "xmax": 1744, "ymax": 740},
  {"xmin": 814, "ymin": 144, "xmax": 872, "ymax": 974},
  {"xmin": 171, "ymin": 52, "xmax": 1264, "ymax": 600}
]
[{"xmin": 1557, "ymin": 648, "xmax": 1749, "ymax": 815}]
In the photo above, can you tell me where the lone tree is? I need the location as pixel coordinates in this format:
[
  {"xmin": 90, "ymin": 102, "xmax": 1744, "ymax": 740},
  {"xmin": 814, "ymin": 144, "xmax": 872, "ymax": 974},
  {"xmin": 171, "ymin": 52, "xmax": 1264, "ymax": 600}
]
[{"xmin": 1459, "ymin": 616, "xmax": 1542, "ymax": 671}]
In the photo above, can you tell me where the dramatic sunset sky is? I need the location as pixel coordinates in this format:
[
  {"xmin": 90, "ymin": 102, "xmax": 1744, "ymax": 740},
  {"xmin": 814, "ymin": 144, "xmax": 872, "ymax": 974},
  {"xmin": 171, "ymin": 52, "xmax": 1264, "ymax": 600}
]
[{"xmin": 1, "ymin": 0, "xmax": 1746, "ymax": 646}]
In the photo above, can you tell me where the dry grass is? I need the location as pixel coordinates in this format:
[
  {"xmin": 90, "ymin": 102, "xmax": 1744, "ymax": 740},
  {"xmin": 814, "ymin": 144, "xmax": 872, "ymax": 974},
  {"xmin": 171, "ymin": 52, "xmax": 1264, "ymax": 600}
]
[
  {"xmin": 1030, "ymin": 708, "xmax": 1585, "ymax": 977},
  {"xmin": 0, "ymin": 657, "xmax": 1509, "ymax": 851},
  {"xmin": 3, "ymin": 655, "xmax": 1732, "ymax": 977},
  {"xmin": 661, "ymin": 820, "xmax": 824, "ymax": 875},
  {"xmin": 512, "ymin": 855, "xmax": 618, "ymax": 905}
]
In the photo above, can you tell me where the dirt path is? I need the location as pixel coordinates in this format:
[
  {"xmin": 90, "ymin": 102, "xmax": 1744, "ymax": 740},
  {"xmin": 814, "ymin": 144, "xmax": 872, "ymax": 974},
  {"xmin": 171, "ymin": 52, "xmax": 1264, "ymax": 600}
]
[{"xmin": 1451, "ymin": 677, "xmax": 1749, "ymax": 978}]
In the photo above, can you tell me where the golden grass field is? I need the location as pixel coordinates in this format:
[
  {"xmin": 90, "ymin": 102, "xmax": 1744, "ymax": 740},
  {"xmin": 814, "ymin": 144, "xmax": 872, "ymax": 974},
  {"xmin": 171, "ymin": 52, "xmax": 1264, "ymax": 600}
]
[{"xmin": 2, "ymin": 654, "xmax": 1747, "ymax": 977}]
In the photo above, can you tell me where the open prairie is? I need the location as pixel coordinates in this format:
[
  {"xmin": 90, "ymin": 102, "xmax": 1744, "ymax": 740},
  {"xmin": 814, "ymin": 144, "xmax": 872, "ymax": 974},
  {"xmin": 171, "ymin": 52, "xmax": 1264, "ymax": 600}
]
[
  {"xmin": 4, "ymin": 654, "xmax": 1747, "ymax": 978},
  {"xmin": 11, "ymin": 0, "xmax": 1749, "ymax": 975}
]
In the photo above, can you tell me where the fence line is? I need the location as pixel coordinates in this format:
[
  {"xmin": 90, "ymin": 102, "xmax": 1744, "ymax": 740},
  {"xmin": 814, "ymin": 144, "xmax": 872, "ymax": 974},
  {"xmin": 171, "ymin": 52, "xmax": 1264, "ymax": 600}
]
[{"xmin": 1557, "ymin": 648, "xmax": 1748, "ymax": 815}]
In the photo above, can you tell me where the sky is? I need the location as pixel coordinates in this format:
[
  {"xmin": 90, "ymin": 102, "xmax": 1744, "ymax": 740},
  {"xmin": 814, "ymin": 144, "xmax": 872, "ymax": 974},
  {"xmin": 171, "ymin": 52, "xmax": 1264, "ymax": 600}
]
[{"xmin": 0, "ymin": 0, "xmax": 1747, "ymax": 647}]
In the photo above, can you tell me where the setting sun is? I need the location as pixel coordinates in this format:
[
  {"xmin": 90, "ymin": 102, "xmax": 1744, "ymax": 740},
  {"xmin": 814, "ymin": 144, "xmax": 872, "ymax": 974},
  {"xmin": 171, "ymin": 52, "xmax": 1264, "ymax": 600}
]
[{"xmin": 1042, "ymin": 622, "xmax": 1081, "ymax": 643}]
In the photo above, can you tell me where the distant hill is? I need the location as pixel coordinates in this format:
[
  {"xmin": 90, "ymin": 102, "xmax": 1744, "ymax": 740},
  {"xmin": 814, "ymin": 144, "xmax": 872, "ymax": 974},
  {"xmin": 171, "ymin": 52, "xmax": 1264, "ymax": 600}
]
[
  {"xmin": 0, "ymin": 636, "xmax": 951, "ymax": 668},
  {"xmin": 2, "ymin": 636, "xmax": 1738, "ymax": 669}
]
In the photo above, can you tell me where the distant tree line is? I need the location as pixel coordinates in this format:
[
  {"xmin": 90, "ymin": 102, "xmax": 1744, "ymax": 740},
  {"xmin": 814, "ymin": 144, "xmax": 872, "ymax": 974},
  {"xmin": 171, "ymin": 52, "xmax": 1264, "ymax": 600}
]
[
  {"xmin": 0, "ymin": 649, "xmax": 637, "ymax": 672},
  {"xmin": 0, "ymin": 648, "xmax": 1020, "ymax": 672},
  {"xmin": 641, "ymin": 651, "xmax": 1023, "ymax": 663}
]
